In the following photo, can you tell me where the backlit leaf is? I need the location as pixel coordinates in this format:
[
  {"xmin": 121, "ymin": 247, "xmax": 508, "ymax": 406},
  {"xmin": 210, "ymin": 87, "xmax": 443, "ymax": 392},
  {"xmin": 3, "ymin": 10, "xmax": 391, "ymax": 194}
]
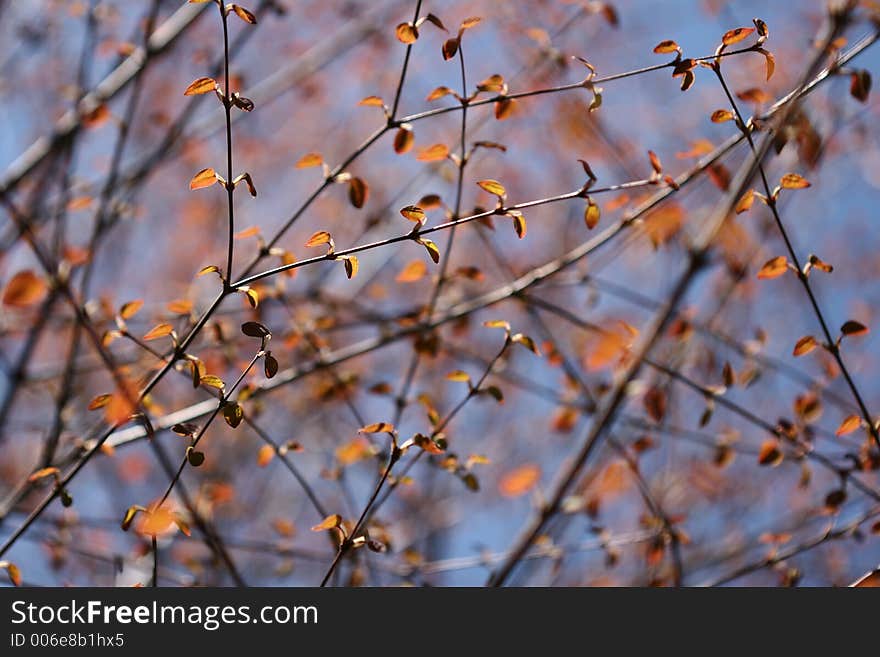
[
  {"xmin": 758, "ymin": 439, "xmax": 783, "ymax": 467},
  {"xmin": 359, "ymin": 422, "xmax": 395, "ymax": 434},
  {"xmin": 792, "ymin": 335, "xmax": 818, "ymax": 357},
  {"xmin": 257, "ymin": 444, "xmax": 275, "ymax": 467},
  {"xmin": 2, "ymin": 270, "xmax": 47, "ymax": 307},
  {"xmin": 836, "ymin": 415, "xmax": 861, "ymax": 437},
  {"xmin": 780, "ymin": 173, "xmax": 810, "ymax": 189},
  {"xmin": 396, "ymin": 259, "xmax": 427, "ymax": 283},
  {"xmin": 499, "ymin": 464, "xmax": 540, "ymax": 498},
  {"xmin": 143, "ymin": 323, "xmax": 173, "ymax": 341},
  {"xmin": 584, "ymin": 199, "xmax": 600, "ymax": 229},
  {"xmin": 396, "ymin": 22, "xmax": 418, "ymax": 44},
  {"xmin": 400, "ymin": 205, "xmax": 426, "ymax": 223},
  {"xmin": 653, "ymin": 40, "xmax": 680, "ymax": 54},
  {"xmin": 722, "ymin": 27, "xmax": 755, "ymax": 46},
  {"xmin": 342, "ymin": 255, "xmax": 358, "ymax": 279},
  {"xmin": 231, "ymin": 4, "xmax": 257, "ymax": 24},
  {"xmin": 416, "ymin": 143, "xmax": 449, "ymax": 162},
  {"xmin": 311, "ymin": 514, "xmax": 342, "ymax": 531},
  {"xmin": 757, "ymin": 256, "xmax": 789, "ymax": 280},
  {"xmin": 295, "ymin": 152, "xmax": 323, "ymax": 168},
  {"xmin": 477, "ymin": 179, "xmax": 506, "ymax": 198},
  {"xmin": 189, "ymin": 167, "xmax": 218, "ymax": 190},
  {"xmin": 183, "ymin": 76, "xmax": 216, "ymax": 96}
]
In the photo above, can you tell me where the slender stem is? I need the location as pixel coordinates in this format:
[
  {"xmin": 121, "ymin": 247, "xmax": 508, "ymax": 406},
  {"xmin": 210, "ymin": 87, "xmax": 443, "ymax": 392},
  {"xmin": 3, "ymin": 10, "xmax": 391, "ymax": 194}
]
[{"xmin": 713, "ymin": 62, "xmax": 880, "ymax": 452}]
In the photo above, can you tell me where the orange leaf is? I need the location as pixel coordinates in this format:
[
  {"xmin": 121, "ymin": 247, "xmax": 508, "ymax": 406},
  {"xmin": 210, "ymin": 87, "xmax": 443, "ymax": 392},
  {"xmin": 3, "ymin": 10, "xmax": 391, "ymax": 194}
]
[
  {"xmin": 780, "ymin": 173, "xmax": 810, "ymax": 189},
  {"xmin": 757, "ymin": 256, "xmax": 789, "ymax": 280},
  {"xmin": 2, "ymin": 270, "xmax": 47, "ymax": 307},
  {"xmin": 416, "ymin": 143, "xmax": 449, "ymax": 162},
  {"xmin": 183, "ymin": 77, "xmax": 217, "ymax": 96},
  {"xmin": 396, "ymin": 259, "xmax": 427, "ymax": 283},
  {"xmin": 792, "ymin": 335, "xmax": 818, "ymax": 357},
  {"xmin": 143, "ymin": 323, "xmax": 174, "ymax": 341},
  {"xmin": 257, "ymin": 444, "xmax": 275, "ymax": 467},
  {"xmin": 359, "ymin": 422, "xmax": 395, "ymax": 434},
  {"xmin": 499, "ymin": 464, "xmax": 540, "ymax": 498},
  {"xmin": 653, "ymin": 40, "xmax": 680, "ymax": 54},
  {"xmin": 722, "ymin": 27, "xmax": 755, "ymax": 46},
  {"xmin": 295, "ymin": 152, "xmax": 323, "ymax": 168},
  {"xmin": 399, "ymin": 205, "xmax": 426, "ymax": 223},
  {"xmin": 757, "ymin": 440, "xmax": 783, "ymax": 467},
  {"xmin": 395, "ymin": 22, "xmax": 418, "ymax": 44},
  {"xmin": 311, "ymin": 514, "xmax": 342, "ymax": 531},
  {"xmin": 304, "ymin": 231, "xmax": 332, "ymax": 248},
  {"xmin": 189, "ymin": 167, "xmax": 218, "ymax": 190},
  {"xmin": 836, "ymin": 415, "xmax": 862, "ymax": 437}
]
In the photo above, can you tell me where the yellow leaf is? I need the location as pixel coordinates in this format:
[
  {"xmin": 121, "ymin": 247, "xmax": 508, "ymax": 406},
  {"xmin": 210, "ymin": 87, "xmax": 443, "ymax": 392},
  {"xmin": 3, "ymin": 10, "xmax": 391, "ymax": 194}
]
[
  {"xmin": 343, "ymin": 256, "xmax": 358, "ymax": 279},
  {"xmin": 711, "ymin": 109, "xmax": 734, "ymax": 123},
  {"xmin": 584, "ymin": 200, "xmax": 600, "ymax": 229},
  {"xmin": 477, "ymin": 179, "xmax": 506, "ymax": 198}
]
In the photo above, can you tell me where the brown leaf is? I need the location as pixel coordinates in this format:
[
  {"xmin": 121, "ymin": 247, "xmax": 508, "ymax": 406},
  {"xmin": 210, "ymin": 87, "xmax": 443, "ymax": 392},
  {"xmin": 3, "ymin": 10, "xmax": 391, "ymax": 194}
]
[
  {"xmin": 757, "ymin": 440, "xmax": 783, "ymax": 467},
  {"xmin": 348, "ymin": 177, "xmax": 369, "ymax": 209},
  {"xmin": 643, "ymin": 386, "xmax": 667, "ymax": 422},
  {"xmin": 840, "ymin": 320, "xmax": 869, "ymax": 337}
]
